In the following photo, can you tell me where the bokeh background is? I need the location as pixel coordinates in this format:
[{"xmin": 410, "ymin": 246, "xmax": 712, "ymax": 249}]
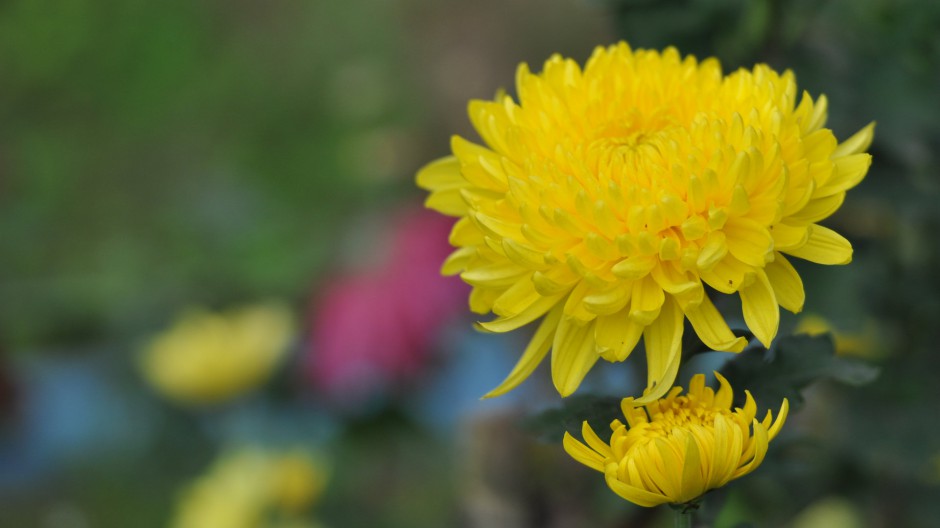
[{"xmin": 2, "ymin": 0, "xmax": 939, "ymax": 527}]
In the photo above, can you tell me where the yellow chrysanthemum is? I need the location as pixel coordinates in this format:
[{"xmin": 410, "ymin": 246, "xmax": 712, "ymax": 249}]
[
  {"xmin": 417, "ymin": 42, "xmax": 874, "ymax": 402},
  {"xmin": 171, "ymin": 446, "xmax": 327, "ymax": 528},
  {"xmin": 563, "ymin": 373, "xmax": 788, "ymax": 507},
  {"xmin": 141, "ymin": 302, "xmax": 294, "ymax": 405}
]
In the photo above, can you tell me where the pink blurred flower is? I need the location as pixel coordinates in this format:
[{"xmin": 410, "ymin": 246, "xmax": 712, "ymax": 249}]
[{"xmin": 306, "ymin": 207, "xmax": 468, "ymax": 405}]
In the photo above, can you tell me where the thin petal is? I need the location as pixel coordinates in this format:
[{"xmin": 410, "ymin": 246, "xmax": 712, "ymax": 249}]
[
  {"xmin": 700, "ymin": 254, "xmax": 753, "ymax": 294},
  {"xmin": 679, "ymin": 431, "xmax": 706, "ymax": 503},
  {"xmin": 582, "ymin": 421, "xmax": 614, "ymax": 458},
  {"xmin": 551, "ymin": 316, "xmax": 599, "ymax": 397},
  {"xmin": 635, "ymin": 297, "xmax": 684, "ymax": 404},
  {"xmin": 629, "ymin": 276, "xmax": 665, "ymax": 325},
  {"xmin": 595, "ymin": 308, "xmax": 644, "ymax": 362},
  {"xmin": 460, "ymin": 262, "xmax": 529, "ymax": 288},
  {"xmin": 724, "ymin": 217, "xmax": 773, "ymax": 267},
  {"xmin": 483, "ymin": 304, "xmax": 563, "ymax": 398},
  {"xmin": 415, "ymin": 156, "xmax": 463, "ymax": 191},
  {"xmin": 831, "ymin": 122, "xmax": 875, "ymax": 158},
  {"xmin": 786, "ymin": 224, "xmax": 853, "ymax": 265},
  {"xmin": 740, "ymin": 269, "xmax": 779, "ymax": 347},
  {"xmin": 786, "ymin": 193, "xmax": 845, "ymax": 225},
  {"xmin": 563, "ymin": 432, "xmax": 606, "ymax": 472},
  {"xmin": 732, "ymin": 420, "xmax": 769, "ymax": 479},
  {"xmin": 713, "ymin": 371, "xmax": 734, "ymax": 410},
  {"xmin": 492, "ymin": 276, "xmax": 547, "ymax": 317},
  {"xmin": 604, "ymin": 468, "xmax": 669, "ymax": 507},
  {"xmin": 764, "ymin": 253, "xmax": 805, "ymax": 313},
  {"xmin": 683, "ymin": 294, "xmax": 748, "ymax": 352},
  {"xmin": 425, "ymin": 189, "xmax": 469, "ymax": 216},
  {"xmin": 771, "ymin": 222, "xmax": 809, "ymax": 251},
  {"xmin": 477, "ymin": 290, "xmax": 567, "ymax": 333},
  {"xmin": 815, "ymin": 153, "xmax": 871, "ymax": 197},
  {"xmin": 767, "ymin": 398, "xmax": 789, "ymax": 440}
]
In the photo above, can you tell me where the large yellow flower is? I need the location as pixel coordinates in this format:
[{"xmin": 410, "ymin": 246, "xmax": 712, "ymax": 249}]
[
  {"xmin": 417, "ymin": 42, "xmax": 873, "ymax": 402},
  {"xmin": 563, "ymin": 373, "xmax": 788, "ymax": 507}
]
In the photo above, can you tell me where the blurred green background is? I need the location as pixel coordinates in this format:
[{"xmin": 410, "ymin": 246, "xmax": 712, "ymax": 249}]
[{"xmin": 1, "ymin": 0, "xmax": 939, "ymax": 527}]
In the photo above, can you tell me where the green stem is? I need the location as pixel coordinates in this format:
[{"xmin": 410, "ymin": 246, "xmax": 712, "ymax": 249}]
[{"xmin": 674, "ymin": 508, "xmax": 693, "ymax": 528}]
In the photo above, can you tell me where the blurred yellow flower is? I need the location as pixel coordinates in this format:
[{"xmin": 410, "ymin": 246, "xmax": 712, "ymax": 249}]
[
  {"xmin": 564, "ymin": 373, "xmax": 788, "ymax": 507},
  {"xmin": 171, "ymin": 446, "xmax": 327, "ymax": 528},
  {"xmin": 795, "ymin": 313, "xmax": 880, "ymax": 359},
  {"xmin": 417, "ymin": 42, "xmax": 873, "ymax": 402},
  {"xmin": 141, "ymin": 302, "xmax": 294, "ymax": 405},
  {"xmin": 790, "ymin": 497, "xmax": 863, "ymax": 528}
]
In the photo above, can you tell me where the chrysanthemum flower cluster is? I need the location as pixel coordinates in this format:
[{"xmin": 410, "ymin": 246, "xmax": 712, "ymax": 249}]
[{"xmin": 418, "ymin": 41, "xmax": 872, "ymax": 510}]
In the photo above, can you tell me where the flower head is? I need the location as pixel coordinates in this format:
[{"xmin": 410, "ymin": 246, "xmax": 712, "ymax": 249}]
[
  {"xmin": 141, "ymin": 302, "xmax": 294, "ymax": 406},
  {"xmin": 416, "ymin": 42, "xmax": 874, "ymax": 401},
  {"xmin": 563, "ymin": 373, "xmax": 788, "ymax": 507},
  {"xmin": 171, "ymin": 446, "xmax": 327, "ymax": 528}
]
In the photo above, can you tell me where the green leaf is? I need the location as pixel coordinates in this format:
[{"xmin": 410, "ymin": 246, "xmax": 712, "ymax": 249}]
[
  {"xmin": 523, "ymin": 394, "xmax": 623, "ymax": 442},
  {"xmin": 720, "ymin": 333, "xmax": 880, "ymax": 411}
]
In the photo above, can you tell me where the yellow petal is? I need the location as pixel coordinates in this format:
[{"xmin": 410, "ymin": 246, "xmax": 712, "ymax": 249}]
[
  {"xmin": 635, "ymin": 297, "xmax": 684, "ymax": 404},
  {"xmin": 805, "ymin": 94, "xmax": 828, "ymax": 132},
  {"xmin": 629, "ymin": 276, "xmax": 665, "ymax": 325},
  {"xmin": 679, "ymin": 432, "xmax": 706, "ymax": 502},
  {"xmin": 532, "ymin": 267, "xmax": 579, "ymax": 296},
  {"xmin": 786, "ymin": 192, "xmax": 845, "ymax": 225},
  {"xmin": 770, "ymin": 222, "xmax": 809, "ymax": 251},
  {"xmin": 583, "ymin": 282, "xmax": 632, "ymax": 315},
  {"xmin": 700, "ymin": 254, "xmax": 753, "ymax": 294},
  {"xmin": 492, "ymin": 275, "xmax": 541, "ymax": 317},
  {"xmin": 732, "ymin": 419, "xmax": 769, "ymax": 479},
  {"xmin": 449, "ymin": 216, "xmax": 485, "ymax": 246},
  {"xmin": 815, "ymin": 153, "xmax": 871, "ymax": 197},
  {"xmin": 650, "ymin": 262, "xmax": 700, "ymax": 296},
  {"xmin": 441, "ymin": 247, "xmax": 476, "ymax": 276},
  {"xmin": 502, "ymin": 238, "xmax": 547, "ymax": 269},
  {"xmin": 604, "ymin": 468, "xmax": 669, "ymax": 507},
  {"xmin": 683, "ymin": 295, "xmax": 748, "ymax": 352},
  {"xmin": 786, "ymin": 224, "xmax": 853, "ymax": 265},
  {"xmin": 468, "ymin": 287, "xmax": 498, "ymax": 314},
  {"xmin": 696, "ymin": 231, "xmax": 729, "ymax": 271},
  {"xmin": 582, "ymin": 421, "xmax": 614, "ymax": 458},
  {"xmin": 831, "ymin": 122, "xmax": 875, "ymax": 158},
  {"xmin": 714, "ymin": 414, "xmax": 745, "ymax": 486},
  {"xmin": 425, "ymin": 189, "xmax": 469, "ymax": 216},
  {"xmin": 688, "ymin": 374, "xmax": 706, "ymax": 398},
  {"xmin": 595, "ymin": 309, "xmax": 644, "ymax": 362},
  {"xmin": 741, "ymin": 269, "xmax": 779, "ymax": 347},
  {"xmin": 473, "ymin": 211, "xmax": 522, "ymax": 240},
  {"xmin": 415, "ymin": 156, "xmax": 463, "ymax": 191},
  {"xmin": 460, "ymin": 262, "xmax": 528, "ymax": 288},
  {"xmin": 713, "ymin": 371, "xmax": 734, "ymax": 410},
  {"xmin": 477, "ymin": 289, "xmax": 566, "ymax": 333},
  {"xmin": 551, "ymin": 317, "xmax": 599, "ymax": 397},
  {"xmin": 724, "ymin": 217, "xmax": 773, "ymax": 267},
  {"xmin": 767, "ymin": 398, "xmax": 789, "ymax": 440},
  {"xmin": 764, "ymin": 252, "xmax": 805, "ymax": 313},
  {"xmin": 563, "ymin": 432, "xmax": 606, "ymax": 472},
  {"xmin": 611, "ymin": 255, "xmax": 656, "ymax": 279},
  {"xmin": 483, "ymin": 305, "xmax": 563, "ymax": 398}
]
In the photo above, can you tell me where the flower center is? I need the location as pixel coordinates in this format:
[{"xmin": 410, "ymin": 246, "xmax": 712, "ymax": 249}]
[
  {"xmin": 625, "ymin": 396, "xmax": 729, "ymax": 451},
  {"xmin": 591, "ymin": 109, "xmax": 677, "ymax": 152}
]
